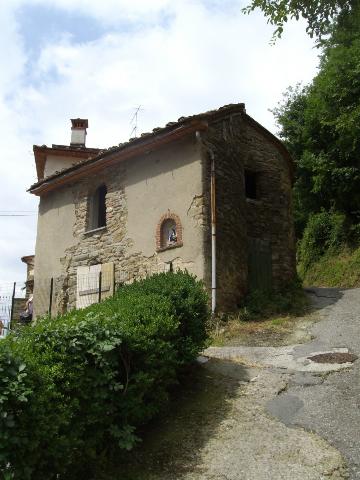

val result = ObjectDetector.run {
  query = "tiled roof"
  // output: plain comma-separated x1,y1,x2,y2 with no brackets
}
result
29,103,291,194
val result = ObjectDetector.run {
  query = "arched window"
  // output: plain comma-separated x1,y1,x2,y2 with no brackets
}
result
88,185,107,230
156,212,183,251
161,219,177,247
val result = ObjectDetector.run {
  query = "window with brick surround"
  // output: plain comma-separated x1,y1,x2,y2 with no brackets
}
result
88,184,107,230
156,212,183,251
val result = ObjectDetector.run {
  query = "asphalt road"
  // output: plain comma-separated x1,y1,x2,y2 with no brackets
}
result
280,288,360,479
122,288,359,479
205,287,360,479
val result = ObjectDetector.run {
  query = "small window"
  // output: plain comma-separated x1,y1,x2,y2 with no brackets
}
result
161,219,177,248
89,185,107,230
156,213,183,251
245,170,257,200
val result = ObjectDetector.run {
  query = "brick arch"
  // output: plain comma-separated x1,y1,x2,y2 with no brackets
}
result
156,212,183,251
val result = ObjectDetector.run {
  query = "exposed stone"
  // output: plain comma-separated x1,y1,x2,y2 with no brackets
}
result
201,114,295,310
34,105,294,316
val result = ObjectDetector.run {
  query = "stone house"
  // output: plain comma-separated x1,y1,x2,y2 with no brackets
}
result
29,104,296,317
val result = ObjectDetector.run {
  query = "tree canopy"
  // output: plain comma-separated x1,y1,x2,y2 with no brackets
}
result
272,2,360,237
243,0,355,40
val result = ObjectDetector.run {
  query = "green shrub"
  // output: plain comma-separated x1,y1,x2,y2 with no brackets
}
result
0,272,208,480
117,271,209,363
302,246,360,288
298,210,347,275
238,279,307,321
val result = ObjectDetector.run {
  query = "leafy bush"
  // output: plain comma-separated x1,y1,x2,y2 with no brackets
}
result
237,278,307,321
118,271,209,364
298,210,347,275
0,272,208,480
302,246,360,288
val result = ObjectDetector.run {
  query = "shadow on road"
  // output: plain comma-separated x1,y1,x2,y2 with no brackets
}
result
305,287,344,311
98,360,248,480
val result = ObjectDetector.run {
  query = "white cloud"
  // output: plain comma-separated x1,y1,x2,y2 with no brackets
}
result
0,0,319,283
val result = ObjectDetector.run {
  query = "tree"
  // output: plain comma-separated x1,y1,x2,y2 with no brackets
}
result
272,2,360,237
243,0,355,40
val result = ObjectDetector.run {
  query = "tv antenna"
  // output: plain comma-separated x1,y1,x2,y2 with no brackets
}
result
129,105,143,138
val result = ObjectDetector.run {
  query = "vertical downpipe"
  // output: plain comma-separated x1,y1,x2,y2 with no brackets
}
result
48,277,54,317
210,151,217,314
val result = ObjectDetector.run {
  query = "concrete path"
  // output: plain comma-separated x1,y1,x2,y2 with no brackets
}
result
203,287,360,479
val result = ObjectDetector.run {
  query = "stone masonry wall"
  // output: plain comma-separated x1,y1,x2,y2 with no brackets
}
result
38,116,294,315
202,113,296,311
242,122,296,289
50,139,206,315
202,114,248,311
57,163,161,312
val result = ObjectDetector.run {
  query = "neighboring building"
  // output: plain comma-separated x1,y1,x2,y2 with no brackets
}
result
29,104,296,317
21,255,35,297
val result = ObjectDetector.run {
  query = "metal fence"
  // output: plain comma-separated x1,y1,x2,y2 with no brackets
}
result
1,264,172,333
76,270,113,310
0,282,27,337
32,263,171,318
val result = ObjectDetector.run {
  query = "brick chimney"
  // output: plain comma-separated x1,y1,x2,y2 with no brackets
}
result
70,118,88,146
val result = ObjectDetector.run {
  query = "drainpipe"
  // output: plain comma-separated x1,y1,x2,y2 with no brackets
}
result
196,131,217,314
210,150,216,314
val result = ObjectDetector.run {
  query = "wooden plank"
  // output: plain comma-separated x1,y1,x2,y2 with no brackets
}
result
76,263,114,308
101,262,115,300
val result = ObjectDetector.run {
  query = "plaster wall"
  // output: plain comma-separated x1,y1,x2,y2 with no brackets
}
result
126,138,205,279
44,154,80,178
33,188,77,316
47,134,206,312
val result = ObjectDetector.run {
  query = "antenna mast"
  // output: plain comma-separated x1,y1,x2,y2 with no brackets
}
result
129,105,143,138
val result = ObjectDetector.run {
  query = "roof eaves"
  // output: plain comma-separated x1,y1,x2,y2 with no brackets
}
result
29,119,209,195
29,103,247,195
32,144,101,181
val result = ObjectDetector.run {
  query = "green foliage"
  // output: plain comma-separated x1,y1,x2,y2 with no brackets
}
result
117,271,209,364
238,279,307,321
0,272,208,480
302,246,360,287
243,0,354,41
246,1,360,287
298,211,347,274
271,1,360,251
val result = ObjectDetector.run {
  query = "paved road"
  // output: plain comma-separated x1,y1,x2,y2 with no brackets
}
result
206,287,360,479
122,288,359,479
286,288,360,479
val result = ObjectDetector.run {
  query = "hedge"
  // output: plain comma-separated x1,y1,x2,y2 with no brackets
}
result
0,271,209,479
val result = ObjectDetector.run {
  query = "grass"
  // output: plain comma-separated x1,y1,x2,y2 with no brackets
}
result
209,282,309,347
301,246,360,288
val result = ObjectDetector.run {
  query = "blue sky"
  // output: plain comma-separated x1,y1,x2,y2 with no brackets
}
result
18,4,109,47
0,0,319,282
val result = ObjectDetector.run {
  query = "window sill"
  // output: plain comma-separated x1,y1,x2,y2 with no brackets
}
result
246,198,262,205
156,241,183,253
83,226,107,237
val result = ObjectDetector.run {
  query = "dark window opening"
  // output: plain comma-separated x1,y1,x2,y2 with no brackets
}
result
89,185,107,230
245,170,257,200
